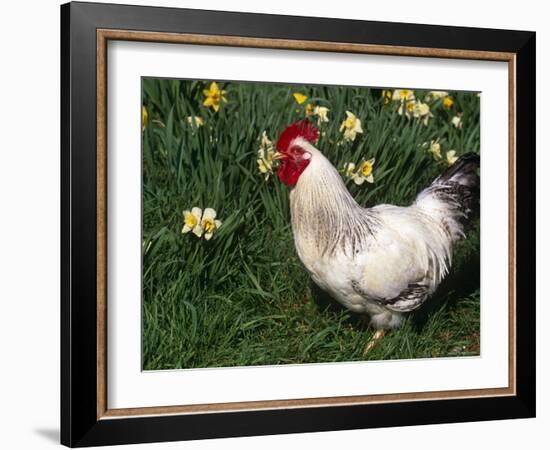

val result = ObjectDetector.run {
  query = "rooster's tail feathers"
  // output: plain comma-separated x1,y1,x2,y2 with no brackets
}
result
415,152,480,241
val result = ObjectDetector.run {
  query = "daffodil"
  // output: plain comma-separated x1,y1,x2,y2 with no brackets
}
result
305,103,314,116
451,114,463,129
201,208,222,240
182,207,204,237
186,116,205,127
398,100,416,118
257,131,275,180
442,96,454,109
354,158,375,184
381,89,393,105
342,159,375,185
412,101,433,125
339,111,363,142
313,106,330,125
342,162,356,178
446,150,458,166
425,91,449,102
392,89,415,103
293,92,308,104
427,139,442,160
202,82,227,112
142,106,148,131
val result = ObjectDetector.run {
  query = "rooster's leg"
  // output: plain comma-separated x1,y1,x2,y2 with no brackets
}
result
363,329,386,355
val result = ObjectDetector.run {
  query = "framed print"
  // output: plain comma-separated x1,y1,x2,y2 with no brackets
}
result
60,1,536,447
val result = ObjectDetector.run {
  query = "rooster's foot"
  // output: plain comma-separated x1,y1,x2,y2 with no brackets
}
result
363,329,386,355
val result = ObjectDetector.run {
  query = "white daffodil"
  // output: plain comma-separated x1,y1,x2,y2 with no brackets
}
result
257,131,275,180
352,158,375,185
313,106,330,124
425,91,449,102
451,115,463,129
339,111,363,142
343,162,356,178
186,116,205,127
201,208,222,240
392,89,415,103
343,159,375,185
412,101,433,126
398,99,416,119
427,139,442,160
182,207,203,237
446,150,458,166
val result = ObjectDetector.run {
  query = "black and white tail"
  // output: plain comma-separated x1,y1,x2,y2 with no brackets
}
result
415,153,480,241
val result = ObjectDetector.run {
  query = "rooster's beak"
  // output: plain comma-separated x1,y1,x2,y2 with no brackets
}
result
272,151,287,161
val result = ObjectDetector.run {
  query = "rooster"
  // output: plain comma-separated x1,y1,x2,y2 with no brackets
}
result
273,120,479,351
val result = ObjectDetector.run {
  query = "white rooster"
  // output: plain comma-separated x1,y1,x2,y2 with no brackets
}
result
273,120,479,350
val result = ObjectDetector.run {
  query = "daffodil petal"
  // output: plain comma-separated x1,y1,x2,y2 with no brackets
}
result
191,207,202,220
204,232,213,240
202,208,216,220
353,176,365,185
214,220,222,228
181,224,191,234
366,174,374,183
192,226,203,238
293,93,307,104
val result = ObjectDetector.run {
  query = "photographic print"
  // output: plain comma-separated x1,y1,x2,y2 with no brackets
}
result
141,78,480,371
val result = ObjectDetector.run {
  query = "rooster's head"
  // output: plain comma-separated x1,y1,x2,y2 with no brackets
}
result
274,120,319,187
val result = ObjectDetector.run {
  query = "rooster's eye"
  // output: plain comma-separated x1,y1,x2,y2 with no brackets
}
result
288,145,305,159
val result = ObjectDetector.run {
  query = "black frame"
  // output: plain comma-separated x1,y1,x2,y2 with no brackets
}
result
61,1,536,447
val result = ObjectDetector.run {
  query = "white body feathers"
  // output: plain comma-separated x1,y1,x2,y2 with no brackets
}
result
288,138,477,329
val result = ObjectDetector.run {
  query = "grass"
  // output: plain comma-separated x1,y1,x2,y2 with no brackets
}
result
141,79,480,370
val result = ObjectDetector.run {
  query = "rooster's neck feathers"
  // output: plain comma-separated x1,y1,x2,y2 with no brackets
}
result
289,140,379,257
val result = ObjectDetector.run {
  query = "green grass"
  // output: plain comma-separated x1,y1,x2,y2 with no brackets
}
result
141,79,480,370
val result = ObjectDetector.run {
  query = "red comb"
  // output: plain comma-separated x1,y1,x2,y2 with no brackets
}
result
276,120,319,152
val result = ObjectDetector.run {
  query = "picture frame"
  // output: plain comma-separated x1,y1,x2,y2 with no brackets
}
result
60,1,535,447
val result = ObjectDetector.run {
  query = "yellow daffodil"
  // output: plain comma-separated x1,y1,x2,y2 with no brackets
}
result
182,207,204,237
425,91,449,102
392,89,415,103
186,116,205,127
442,96,454,109
427,139,442,160
202,81,227,112
142,106,148,131
313,106,330,125
257,131,275,180
293,92,308,104
446,150,458,166
201,208,222,240
451,114,463,129
339,111,363,142
305,103,314,116
381,90,393,105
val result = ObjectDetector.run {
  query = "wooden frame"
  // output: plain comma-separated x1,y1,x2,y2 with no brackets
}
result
61,1,535,447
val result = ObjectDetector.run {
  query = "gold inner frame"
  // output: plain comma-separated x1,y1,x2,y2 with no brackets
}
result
96,29,517,420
